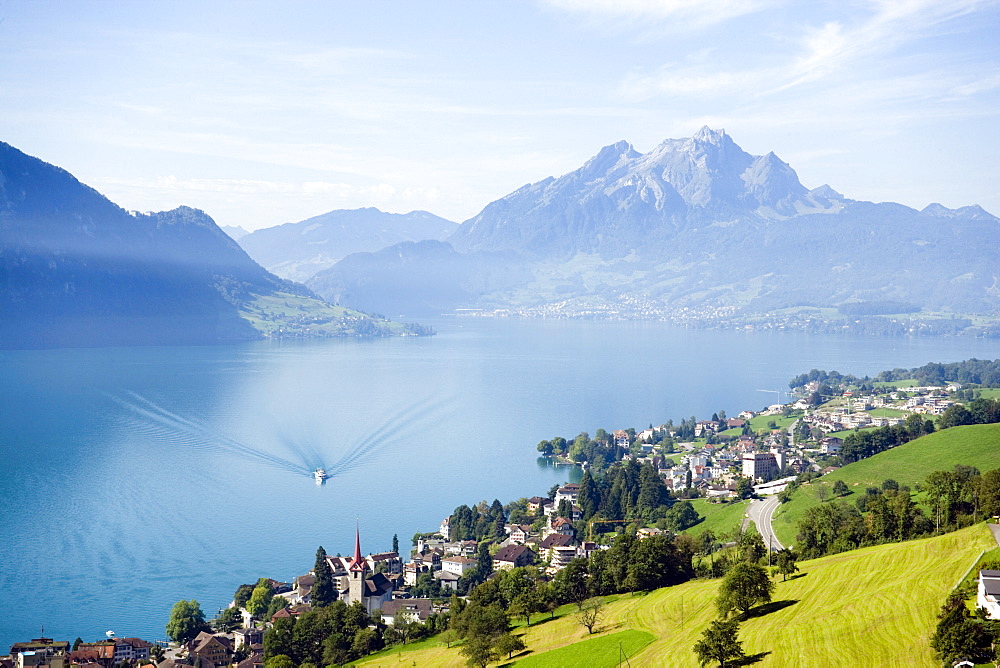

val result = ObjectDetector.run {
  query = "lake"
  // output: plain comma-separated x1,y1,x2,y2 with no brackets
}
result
2,318,998,647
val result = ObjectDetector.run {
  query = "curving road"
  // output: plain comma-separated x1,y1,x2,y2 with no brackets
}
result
746,495,784,551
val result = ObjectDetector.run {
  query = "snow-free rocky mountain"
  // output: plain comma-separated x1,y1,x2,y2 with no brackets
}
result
308,127,1000,320
238,208,457,283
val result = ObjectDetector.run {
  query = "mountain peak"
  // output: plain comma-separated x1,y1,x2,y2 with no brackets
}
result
693,126,727,144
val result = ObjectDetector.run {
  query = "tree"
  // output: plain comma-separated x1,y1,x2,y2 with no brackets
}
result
735,477,754,500
165,599,209,643
392,533,399,554
494,633,526,660
213,605,243,632
576,598,603,634
233,584,255,609
312,546,336,608
263,616,297,660
72,639,83,652
693,618,745,667
716,562,775,618
832,480,849,497
460,635,499,668
438,629,459,648
246,579,275,621
263,656,295,668
773,549,798,581
931,594,995,665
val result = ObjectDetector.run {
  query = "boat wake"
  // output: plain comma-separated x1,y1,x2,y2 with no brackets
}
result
109,391,451,483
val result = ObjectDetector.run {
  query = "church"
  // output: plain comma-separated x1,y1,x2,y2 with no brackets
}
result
337,527,394,614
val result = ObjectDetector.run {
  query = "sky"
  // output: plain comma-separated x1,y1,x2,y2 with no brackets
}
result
1,0,997,231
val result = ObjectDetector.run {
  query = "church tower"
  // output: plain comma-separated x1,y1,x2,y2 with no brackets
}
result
348,524,368,605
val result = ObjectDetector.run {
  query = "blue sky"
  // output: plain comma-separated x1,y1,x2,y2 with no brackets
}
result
1,0,997,230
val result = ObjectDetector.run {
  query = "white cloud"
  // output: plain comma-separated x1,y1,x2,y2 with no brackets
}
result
542,0,772,25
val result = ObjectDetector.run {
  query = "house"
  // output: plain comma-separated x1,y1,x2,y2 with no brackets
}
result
11,640,69,668
727,418,746,429
72,645,114,668
440,555,477,576
235,646,263,668
506,524,532,544
232,629,263,650
546,516,576,538
433,569,462,590
380,599,435,626
819,437,843,454
613,429,630,449
112,640,150,662
554,484,580,507
186,633,232,668
526,496,549,514
978,570,1000,619
439,517,451,540
539,534,576,570
365,551,402,574
493,544,534,570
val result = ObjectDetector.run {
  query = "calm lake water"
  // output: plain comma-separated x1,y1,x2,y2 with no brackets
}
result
2,318,999,646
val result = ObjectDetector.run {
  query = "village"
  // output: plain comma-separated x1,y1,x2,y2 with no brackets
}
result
1,377,981,668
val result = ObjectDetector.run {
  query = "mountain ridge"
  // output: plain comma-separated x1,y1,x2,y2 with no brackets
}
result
0,141,424,348
237,206,457,283
308,128,999,326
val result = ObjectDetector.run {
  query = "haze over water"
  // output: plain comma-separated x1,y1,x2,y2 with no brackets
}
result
2,318,999,646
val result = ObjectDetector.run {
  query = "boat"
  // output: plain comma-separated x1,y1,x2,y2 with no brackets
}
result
314,468,328,483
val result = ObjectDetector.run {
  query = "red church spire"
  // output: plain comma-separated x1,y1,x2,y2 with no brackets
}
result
350,521,365,572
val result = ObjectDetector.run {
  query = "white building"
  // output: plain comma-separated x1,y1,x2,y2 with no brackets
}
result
978,570,1000,619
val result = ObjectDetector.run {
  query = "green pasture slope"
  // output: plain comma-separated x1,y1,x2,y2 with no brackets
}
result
772,422,1000,547
355,525,995,667
681,499,750,538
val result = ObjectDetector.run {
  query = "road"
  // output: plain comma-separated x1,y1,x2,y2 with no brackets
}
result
746,495,784,551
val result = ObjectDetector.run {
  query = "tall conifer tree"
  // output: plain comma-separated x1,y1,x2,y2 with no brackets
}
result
312,545,336,607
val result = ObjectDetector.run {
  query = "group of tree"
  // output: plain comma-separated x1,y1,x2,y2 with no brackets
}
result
796,467,1000,559
576,460,674,525
937,397,1000,429
536,429,630,469
262,600,386,666
930,591,998,665
839,414,936,463
875,358,1000,387
447,499,507,542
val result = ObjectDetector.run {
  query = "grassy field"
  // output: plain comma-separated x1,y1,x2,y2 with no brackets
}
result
874,378,920,388
978,388,1000,400
749,413,799,433
681,499,750,538
513,629,655,667
772,423,1000,546
241,291,413,337
866,407,908,418
354,524,995,667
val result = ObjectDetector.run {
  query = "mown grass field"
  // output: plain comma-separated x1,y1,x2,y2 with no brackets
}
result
874,378,920,388
749,413,799,433
772,422,1000,546
354,525,995,667
681,499,750,538
866,407,908,418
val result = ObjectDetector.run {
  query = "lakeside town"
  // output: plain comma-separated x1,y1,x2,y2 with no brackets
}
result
5,367,999,667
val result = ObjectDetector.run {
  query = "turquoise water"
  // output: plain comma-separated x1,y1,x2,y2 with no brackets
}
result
1,318,998,646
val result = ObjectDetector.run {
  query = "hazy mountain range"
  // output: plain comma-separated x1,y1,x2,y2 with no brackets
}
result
238,208,456,283
0,142,415,348
302,127,1000,322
